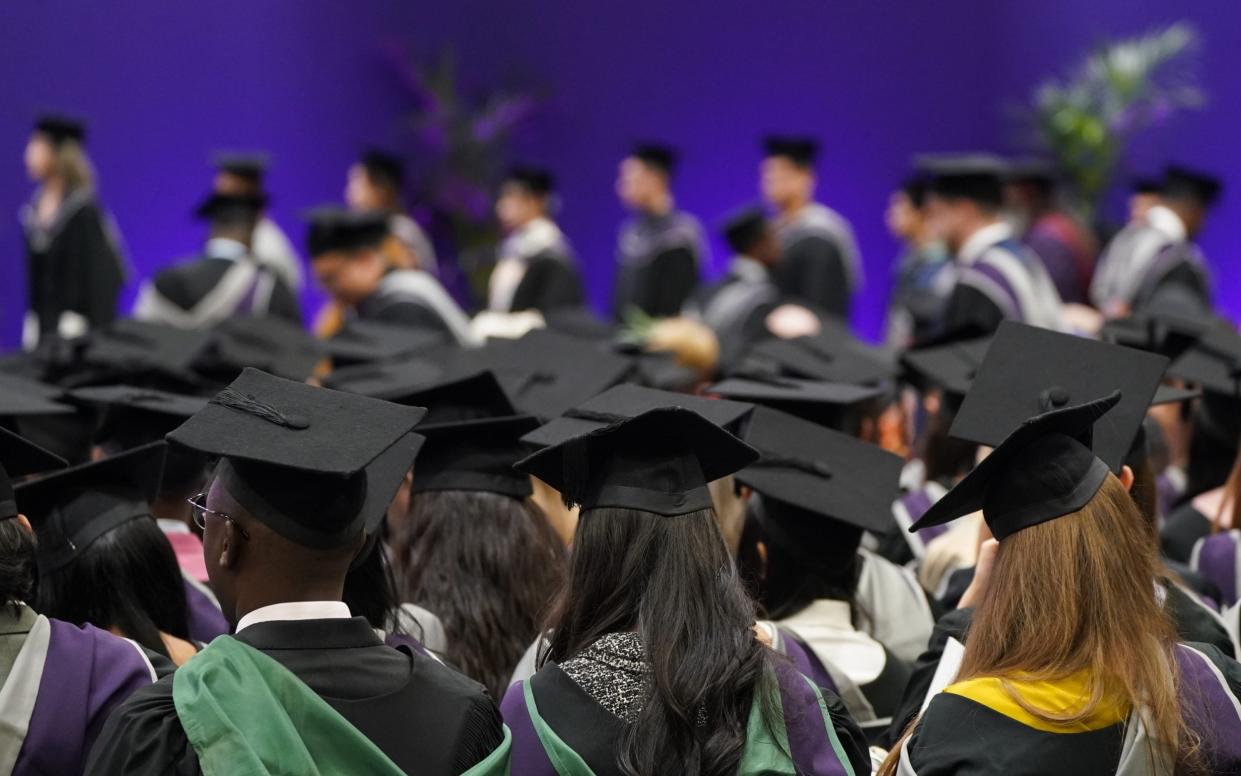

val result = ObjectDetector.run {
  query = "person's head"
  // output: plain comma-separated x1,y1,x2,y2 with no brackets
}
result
195,192,265,249
1129,178,1163,224
1159,165,1222,239
886,177,928,242
26,115,93,189
721,206,778,266
617,145,675,213
342,533,403,632
921,157,1005,254
0,517,36,615
307,209,391,306
496,166,554,231
760,136,817,212
919,389,979,484
212,153,267,198
1002,162,1057,222
346,149,404,212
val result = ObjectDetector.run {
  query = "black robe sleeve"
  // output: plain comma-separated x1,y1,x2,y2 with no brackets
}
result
1163,582,1236,659
1161,504,1212,564
623,247,700,319
881,607,974,748
368,299,456,338
777,235,851,320
934,283,1006,344
85,677,201,776
822,685,873,775
40,203,124,334
510,253,585,313
265,277,303,324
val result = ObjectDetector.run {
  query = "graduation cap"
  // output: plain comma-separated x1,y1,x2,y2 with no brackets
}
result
321,355,446,399
737,331,898,386
901,175,930,208
1162,165,1223,207
736,406,902,533
516,407,758,516
34,113,86,145
708,375,885,430
16,441,166,574
68,385,206,427
1099,308,1214,360
1132,177,1163,195
1004,157,1059,186
911,392,1120,540
304,207,390,257
900,336,992,400
400,371,519,423
1167,328,1241,448
631,144,677,176
628,351,703,393
212,152,269,182
0,428,67,520
168,369,427,547
193,192,267,222
200,316,326,382
917,153,1007,207
359,148,405,188
0,374,73,418
949,322,1167,472
504,166,555,196
721,206,769,255
540,307,615,341
0,374,95,466
763,136,819,167
80,319,214,388
323,319,449,367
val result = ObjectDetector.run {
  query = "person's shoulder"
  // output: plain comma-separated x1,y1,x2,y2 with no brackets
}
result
408,648,493,702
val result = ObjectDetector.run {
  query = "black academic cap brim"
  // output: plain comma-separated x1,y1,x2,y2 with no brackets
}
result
413,415,539,498
68,385,208,419
359,431,425,534
738,334,898,386
0,427,67,480
0,374,73,417
709,376,883,429
900,337,992,399
321,355,446,400
323,319,449,367
200,316,326,382
1167,327,1241,399
404,370,519,427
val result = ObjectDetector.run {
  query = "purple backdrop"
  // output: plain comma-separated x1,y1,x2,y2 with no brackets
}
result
1,1,1236,349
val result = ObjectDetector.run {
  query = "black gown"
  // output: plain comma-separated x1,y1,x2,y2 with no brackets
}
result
353,269,476,345
139,251,301,326
773,203,860,321
508,250,585,313
84,617,503,775
612,211,704,319
683,257,780,372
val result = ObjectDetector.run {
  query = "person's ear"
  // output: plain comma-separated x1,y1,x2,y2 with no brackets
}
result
756,540,768,581
1120,465,1135,492
14,515,32,534
738,485,753,503
218,520,241,570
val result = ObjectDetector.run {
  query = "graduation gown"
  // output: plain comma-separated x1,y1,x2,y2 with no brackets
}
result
1022,211,1096,306
0,605,157,775
21,187,126,350
85,616,504,775
1091,206,1213,316
885,244,954,347
1161,501,1213,564
613,210,705,318
773,203,861,321
683,256,780,371
251,216,304,292
353,269,477,346
133,239,301,327
182,574,230,643
488,218,584,314
1190,529,1241,608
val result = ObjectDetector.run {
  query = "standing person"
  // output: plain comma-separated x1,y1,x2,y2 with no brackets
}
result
761,135,861,321
20,114,126,351
87,369,507,775
1003,160,1098,306
885,176,953,347
345,147,439,275
132,192,301,327
488,166,584,314
920,155,1064,340
612,144,706,319
212,152,304,292
1092,165,1221,319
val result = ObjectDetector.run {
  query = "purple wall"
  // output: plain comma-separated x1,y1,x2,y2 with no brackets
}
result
1,2,1235,348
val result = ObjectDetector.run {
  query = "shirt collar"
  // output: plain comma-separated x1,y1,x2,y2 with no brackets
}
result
730,255,769,282
958,221,1013,264
205,237,250,261
1145,205,1187,242
236,601,352,633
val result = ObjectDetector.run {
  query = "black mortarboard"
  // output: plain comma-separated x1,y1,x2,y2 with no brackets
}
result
763,136,819,167
949,322,1167,472
304,207,390,257
360,148,405,188
1167,327,1241,399
516,407,758,516
1099,308,1215,360
0,428,66,520
721,206,769,255
736,330,898,386
1004,157,1059,186
400,370,519,423
212,152,269,182
901,175,929,208
628,351,702,393
168,369,427,547
0,374,72,418
736,406,902,532
321,355,446,399
1161,165,1223,207
199,316,326,382
901,337,992,400
34,114,86,146
709,375,885,430
0,374,95,465
918,153,1007,207
631,144,677,176
1132,177,1163,195
80,320,213,388
911,392,1120,540
541,307,616,341
16,442,166,573
521,383,755,450
504,166,555,196
324,319,449,368
193,192,267,222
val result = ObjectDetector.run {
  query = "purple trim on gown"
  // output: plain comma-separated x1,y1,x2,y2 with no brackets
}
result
1174,645,1241,769
1194,532,1239,608
967,261,1025,321
383,631,433,658
779,627,840,695
183,577,230,643
499,682,553,773
14,619,152,775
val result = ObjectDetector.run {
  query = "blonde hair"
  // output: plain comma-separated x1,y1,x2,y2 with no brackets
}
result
55,141,96,192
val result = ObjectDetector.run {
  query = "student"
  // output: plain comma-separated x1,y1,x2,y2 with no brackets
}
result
307,207,475,344
880,393,1241,775
761,136,861,320
0,427,160,774
488,166,584,314
87,368,507,775
133,191,301,327
21,114,126,351
1003,159,1097,306
613,144,706,319
506,406,870,775
346,147,439,275
885,176,953,347
212,152,304,292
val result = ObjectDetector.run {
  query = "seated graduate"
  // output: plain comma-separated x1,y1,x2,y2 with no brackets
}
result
342,533,450,656
880,392,1241,776
1091,165,1221,320
387,372,566,700
1002,159,1098,306
735,406,930,739
487,166,584,314
212,151,304,292
0,427,160,775
760,136,862,321
346,147,439,275
86,368,507,775
612,144,706,319
505,405,870,776
19,442,200,666
884,175,953,347
133,191,301,327
306,207,475,345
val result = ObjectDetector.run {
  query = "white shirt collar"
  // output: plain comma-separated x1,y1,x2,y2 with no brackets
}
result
729,255,769,282
235,601,351,633
156,518,190,535
205,237,250,261
1145,205,1188,243
958,221,1013,264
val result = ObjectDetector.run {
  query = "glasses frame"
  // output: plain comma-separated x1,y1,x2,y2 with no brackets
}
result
186,493,250,540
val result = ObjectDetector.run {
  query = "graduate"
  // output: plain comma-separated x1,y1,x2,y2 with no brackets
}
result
879,392,1241,776
761,136,861,321
1003,159,1098,306
86,369,507,775
307,207,475,344
505,406,870,775
612,144,706,319
346,147,440,275
1092,165,1221,319
884,176,953,347
212,152,304,292
0,427,161,775
919,155,1064,340
21,114,127,351
133,191,301,327
487,166,585,314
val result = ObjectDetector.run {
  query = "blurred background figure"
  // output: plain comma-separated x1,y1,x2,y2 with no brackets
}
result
1003,159,1098,306
885,176,952,347
345,147,439,276
211,152,304,293
488,165,583,314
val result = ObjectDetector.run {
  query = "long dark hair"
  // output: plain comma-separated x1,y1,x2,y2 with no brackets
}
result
545,506,773,776
394,490,565,698
342,536,403,633
0,521,37,616
920,393,978,484
35,516,190,658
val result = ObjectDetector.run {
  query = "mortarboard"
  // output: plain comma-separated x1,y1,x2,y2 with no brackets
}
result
34,114,86,146
0,428,67,520
917,153,1007,207
199,316,326,383
721,206,769,255
708,375,885,430
504,166,555,196
1132,177,1163,195
212,152,269,182
304,207,390,257
80,319,213,389
0,374,94,466
949,322,1167,472
193,192,267,222
0,374,72,418
1162,165,1223,207
631,144,677,175
322,355,446,400
910,392,1120,540
628,351,703,394
360,148,405,188
1099,308,1215,360
901,175,930,208
736,330,898,386
1004,157,1059,185
324,319,450,368
763,136,818,167
900,336,992,400
1167,327,1241,447
515,407,758,516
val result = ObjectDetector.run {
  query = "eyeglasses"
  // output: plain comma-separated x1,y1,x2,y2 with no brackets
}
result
186,493,250,540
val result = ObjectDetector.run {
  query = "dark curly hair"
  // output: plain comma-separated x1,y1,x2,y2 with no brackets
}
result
0,520,37,616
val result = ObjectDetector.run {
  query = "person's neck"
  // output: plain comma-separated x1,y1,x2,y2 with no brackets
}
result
233,581,346,623
39,176,66,199
778,193,811,219
958,215,1002,248
641,192,674,218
